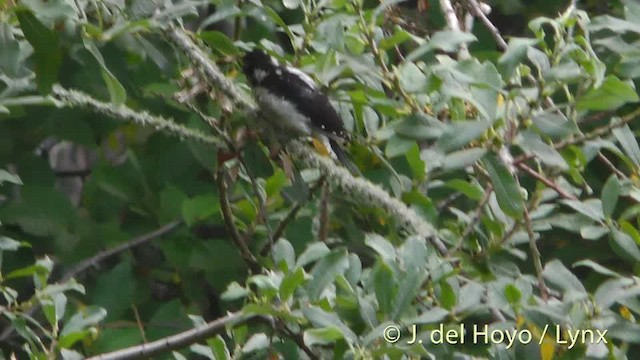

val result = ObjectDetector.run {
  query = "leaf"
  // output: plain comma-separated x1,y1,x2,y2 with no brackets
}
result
612,123,640,167
438,280,456,310
406,31,477,61
16,10,61,94
391,268,428,319
442,148,486,170
498,37,539,79
576,75,639,111
199,31,240,56
483,151,525,219
307,250,350,300
221,282,249,301
364,233,396,263
302,306,358,344
518,131,568,170
542,260,587,302
304,327,344,345
601,175,620,218
412,307,449,324
610,229,640,262
436,121,492,152
406,144,426,179
182,194,219,226
83,40,127,104
279,267,305,301
398,61,427,93
296,242,330,268
561,199,604,222
0,236,25,251
373,262,396,315
385,135,415,158
532,111,576,139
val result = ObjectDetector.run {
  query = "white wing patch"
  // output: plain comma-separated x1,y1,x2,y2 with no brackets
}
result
284,66,317,89
254,87,312,136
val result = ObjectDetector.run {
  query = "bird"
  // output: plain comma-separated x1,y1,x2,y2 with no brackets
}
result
241,49,357,172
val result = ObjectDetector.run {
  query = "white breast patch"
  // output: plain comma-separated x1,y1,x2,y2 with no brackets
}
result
254,87,312,136
253,69,268,83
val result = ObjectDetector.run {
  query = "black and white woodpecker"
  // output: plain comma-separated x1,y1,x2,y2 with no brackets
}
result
242,49,356,172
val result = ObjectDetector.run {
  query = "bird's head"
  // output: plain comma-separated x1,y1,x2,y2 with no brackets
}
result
242,49,278,85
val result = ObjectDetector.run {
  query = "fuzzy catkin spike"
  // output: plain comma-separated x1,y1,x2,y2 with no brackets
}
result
52,85,221,146
287,141,448,256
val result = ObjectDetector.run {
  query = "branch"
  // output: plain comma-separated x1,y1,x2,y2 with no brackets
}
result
216,167,262,273
287,141,448,256
439,0,470,59
0,221,182,343
466,0,508,50
87,312,253,360
516,163,577,200
163,26,256,112
61,221,182,282
51,86,220,146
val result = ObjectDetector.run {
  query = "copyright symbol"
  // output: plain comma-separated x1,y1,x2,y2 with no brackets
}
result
383,325,401,343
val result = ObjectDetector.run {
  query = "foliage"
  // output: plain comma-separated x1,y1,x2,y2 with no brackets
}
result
1,0,640,359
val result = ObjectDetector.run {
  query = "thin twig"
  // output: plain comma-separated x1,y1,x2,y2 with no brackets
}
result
131,305,147,343
317,182,330,243
216,167,262,273
454,185,493,252
466,0,508,50
439,0,470,59
87,312,254,360
260,176,327,257
523,207,549,301
61,221,182,283
516,163,577,200
597,152,626,179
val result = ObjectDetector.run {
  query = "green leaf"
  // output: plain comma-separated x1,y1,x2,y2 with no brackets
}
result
391,268,428,320
385,135,415,158
436,121,492,152
498,37,538,79
60,306,107,344
182,194,219,226
438,281,456,310
16,10,61,94
406,144,426,179
199,31,240,56
365,233,396,263
532,111,576,139
307,250,350,300
406,31,477,61
442,148,486,170
576,75,639,111
302,306,358,344
610,228,640,262
601,175,620,218
83,40,127,105
398,62,427,93
542,260,587,302
280,267,305,301
209,335,230,360
304,327,344,345
0,236,26,251
221,282,249,301
562,199,604,222
483,151,524,219
612,123,640,167
296,242,330,268
373,262,396,315
445,179,484,201
412,307,449,324
504,284,522,304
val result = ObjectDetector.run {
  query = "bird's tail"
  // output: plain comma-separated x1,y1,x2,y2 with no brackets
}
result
329,139,360,175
